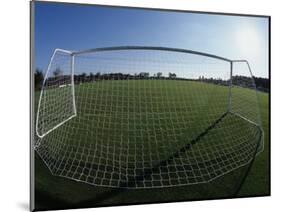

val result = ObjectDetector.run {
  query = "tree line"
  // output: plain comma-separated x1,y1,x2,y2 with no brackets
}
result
34,69,177,90
34,68,269,92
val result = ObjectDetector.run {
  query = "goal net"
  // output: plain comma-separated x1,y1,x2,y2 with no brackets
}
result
35,47,263,188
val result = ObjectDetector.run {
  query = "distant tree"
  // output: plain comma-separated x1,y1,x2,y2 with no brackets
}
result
53,67,63,77
145,72,149,78
81,73,87,82
157,72,162,78
169,72,177,79
89,72,94,81
139,72,150,79
253,76,269,92
35,68,44,90
95,72,101,80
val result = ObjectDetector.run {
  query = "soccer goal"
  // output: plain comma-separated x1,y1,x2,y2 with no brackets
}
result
35,46,263,188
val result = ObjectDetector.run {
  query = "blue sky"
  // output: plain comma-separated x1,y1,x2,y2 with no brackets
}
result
34,2,269,78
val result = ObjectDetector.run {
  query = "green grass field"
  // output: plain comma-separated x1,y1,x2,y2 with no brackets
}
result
34,80,269,210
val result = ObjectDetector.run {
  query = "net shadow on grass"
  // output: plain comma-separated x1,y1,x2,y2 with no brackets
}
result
55,112,261,205
35,112,263,211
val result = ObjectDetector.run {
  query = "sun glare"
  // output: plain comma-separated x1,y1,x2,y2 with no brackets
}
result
235,23,261,58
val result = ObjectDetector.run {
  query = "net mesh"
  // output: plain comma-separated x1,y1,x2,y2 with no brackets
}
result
35,48,263,188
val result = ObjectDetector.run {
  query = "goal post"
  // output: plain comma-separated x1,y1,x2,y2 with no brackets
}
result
229,59,264,152
36,49,76,138
35,46,264,189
